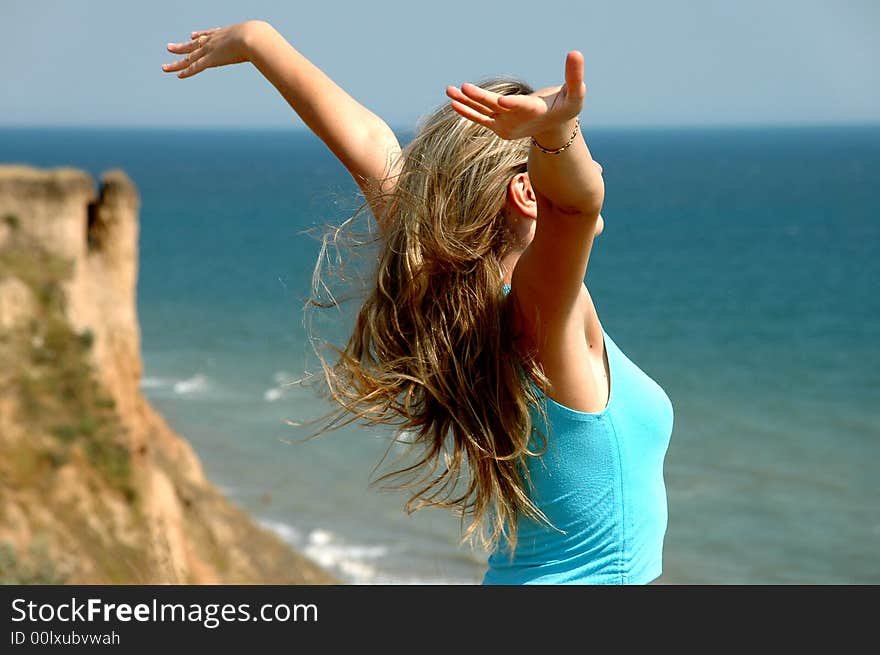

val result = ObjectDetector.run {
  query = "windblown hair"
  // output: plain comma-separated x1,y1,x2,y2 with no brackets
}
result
306,78,552,554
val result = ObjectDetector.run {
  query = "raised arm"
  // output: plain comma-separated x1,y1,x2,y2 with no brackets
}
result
162,20,401,224
446,51,609,413
446,50,603,314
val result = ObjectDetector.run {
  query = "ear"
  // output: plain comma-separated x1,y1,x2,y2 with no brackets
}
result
506,172,538,219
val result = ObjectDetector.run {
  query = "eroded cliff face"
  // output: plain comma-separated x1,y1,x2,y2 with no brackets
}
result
0,165,335,584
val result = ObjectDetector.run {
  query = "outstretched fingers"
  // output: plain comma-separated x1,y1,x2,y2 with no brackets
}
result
446,86,498,118
496,93,538,112
166,39,201,55
449,100,495,128
459,83,508,113
163,36,211,77
176,52,212,78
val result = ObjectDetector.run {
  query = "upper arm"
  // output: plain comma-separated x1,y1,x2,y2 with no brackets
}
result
512,192,600,328
510,195,607,411
245,26,402,228
341,125,402,234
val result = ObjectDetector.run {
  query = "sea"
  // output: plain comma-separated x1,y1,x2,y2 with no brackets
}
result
2,124,877,584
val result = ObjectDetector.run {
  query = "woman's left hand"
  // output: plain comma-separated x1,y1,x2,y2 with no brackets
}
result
162,21,264,79
445,50,586,141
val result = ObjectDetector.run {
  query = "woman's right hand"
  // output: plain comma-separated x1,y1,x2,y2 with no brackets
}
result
161,20,269,79
446,50,586,144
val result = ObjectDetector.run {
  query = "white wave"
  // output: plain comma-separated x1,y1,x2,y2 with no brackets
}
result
259,518,302,544
140,376,173,389
173,373,208,395
263,388,283,402
308,528,332,546
262,371,302,402
259,519,476,585
302,528,389,583
259,520,394,584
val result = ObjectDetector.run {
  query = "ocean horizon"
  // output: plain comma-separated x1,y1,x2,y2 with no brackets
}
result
2,124,878,584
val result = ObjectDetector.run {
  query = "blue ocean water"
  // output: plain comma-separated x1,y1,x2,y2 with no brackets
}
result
2,124,878,584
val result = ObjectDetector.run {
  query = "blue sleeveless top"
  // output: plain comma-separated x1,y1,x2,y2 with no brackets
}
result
483,284,674,584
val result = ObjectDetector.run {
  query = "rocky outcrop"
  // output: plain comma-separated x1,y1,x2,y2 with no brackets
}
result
0,165,335,584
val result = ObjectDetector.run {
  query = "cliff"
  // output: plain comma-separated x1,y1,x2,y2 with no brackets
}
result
0,164,335,584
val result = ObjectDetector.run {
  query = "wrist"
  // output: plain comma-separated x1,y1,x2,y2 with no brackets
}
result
241,20,276,61
532,117,580,154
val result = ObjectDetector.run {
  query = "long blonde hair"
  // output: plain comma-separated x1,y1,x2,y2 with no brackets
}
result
306,78,551,553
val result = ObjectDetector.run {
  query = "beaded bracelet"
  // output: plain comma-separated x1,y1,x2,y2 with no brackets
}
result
531,117,580,155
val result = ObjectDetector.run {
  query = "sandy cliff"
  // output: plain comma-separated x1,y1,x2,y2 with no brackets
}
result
0,165,335,584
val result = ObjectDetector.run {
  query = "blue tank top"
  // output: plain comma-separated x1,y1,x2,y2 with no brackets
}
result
483,284,674,584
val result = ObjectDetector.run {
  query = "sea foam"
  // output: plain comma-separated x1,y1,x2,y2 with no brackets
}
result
258,518,469,585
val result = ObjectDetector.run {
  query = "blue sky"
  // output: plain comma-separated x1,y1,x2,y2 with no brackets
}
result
1,0,877,129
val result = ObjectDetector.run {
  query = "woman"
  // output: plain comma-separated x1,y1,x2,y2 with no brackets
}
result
162,20,674,584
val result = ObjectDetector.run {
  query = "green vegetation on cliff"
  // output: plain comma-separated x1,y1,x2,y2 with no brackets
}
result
0,215,135,502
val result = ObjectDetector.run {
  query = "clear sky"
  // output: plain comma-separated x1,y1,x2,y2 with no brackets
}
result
2,0,877,129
